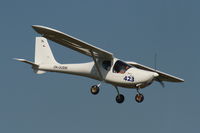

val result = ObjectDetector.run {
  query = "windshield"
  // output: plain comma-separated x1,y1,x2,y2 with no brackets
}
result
113,60,132,74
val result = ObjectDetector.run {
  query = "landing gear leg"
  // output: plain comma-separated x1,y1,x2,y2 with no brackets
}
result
114,86,125,104
90,83,101,95
135,88,144,103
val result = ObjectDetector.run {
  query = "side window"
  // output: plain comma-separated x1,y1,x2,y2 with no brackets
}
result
102,60,111,71
113,60,131,74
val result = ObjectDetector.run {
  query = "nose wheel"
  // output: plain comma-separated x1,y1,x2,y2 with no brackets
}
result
135,88,144,103
90,84,100,95
135,93,144,103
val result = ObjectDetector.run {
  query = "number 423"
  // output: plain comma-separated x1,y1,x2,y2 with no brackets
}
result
124,76,134,82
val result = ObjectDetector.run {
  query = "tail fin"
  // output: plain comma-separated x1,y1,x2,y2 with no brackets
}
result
14,37,58,74
35,37,58,65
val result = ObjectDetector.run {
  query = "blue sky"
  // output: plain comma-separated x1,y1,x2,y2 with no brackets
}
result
0,0,199,132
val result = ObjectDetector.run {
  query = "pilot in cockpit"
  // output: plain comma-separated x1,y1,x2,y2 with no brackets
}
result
113,60,131,74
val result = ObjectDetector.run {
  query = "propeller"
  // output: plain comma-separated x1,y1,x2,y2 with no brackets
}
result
154,53,165,88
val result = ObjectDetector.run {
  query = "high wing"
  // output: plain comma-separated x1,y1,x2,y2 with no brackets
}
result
32,25,113,60
127,61,184,82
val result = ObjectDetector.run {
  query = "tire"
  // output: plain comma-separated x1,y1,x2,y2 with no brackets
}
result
135,93,144,103
90,85,99,95
116,94,125,104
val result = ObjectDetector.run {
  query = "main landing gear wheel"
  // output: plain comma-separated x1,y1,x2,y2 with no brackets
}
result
135,93,144,103
116,94,125,104
114,86,125,104
90,85,100,95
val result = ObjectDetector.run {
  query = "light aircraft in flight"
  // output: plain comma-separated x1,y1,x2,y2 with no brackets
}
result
15,25,184,103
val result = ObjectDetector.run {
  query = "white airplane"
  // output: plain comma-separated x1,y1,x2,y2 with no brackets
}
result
15,25,184,103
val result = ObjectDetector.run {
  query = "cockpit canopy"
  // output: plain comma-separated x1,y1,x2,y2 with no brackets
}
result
113,60,132,74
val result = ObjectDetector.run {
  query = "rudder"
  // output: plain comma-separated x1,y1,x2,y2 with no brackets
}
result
35,37,58,65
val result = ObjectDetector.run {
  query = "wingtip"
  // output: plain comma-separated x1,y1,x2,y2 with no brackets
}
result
32,25,49,31
177,78,184,82
32,25,47,34
32,25,43,30
32,25,41,28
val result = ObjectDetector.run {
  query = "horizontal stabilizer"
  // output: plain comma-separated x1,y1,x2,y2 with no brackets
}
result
14,58,46,74
14,58,38,67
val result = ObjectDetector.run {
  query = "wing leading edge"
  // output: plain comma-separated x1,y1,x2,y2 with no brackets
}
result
127,61,184,82
32,25,113,60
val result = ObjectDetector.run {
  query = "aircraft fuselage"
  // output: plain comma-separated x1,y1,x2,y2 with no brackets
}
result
37,58,158,89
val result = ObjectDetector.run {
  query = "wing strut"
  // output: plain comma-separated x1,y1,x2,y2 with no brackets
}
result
90,50,103,81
